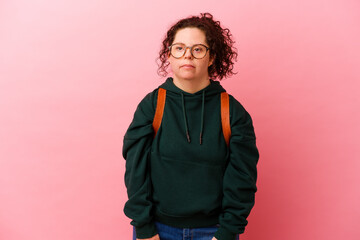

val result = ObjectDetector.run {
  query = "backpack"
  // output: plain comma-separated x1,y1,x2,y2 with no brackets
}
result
152,88,231,146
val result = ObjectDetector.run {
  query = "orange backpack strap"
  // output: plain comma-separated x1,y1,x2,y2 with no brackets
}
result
153,88,166,137
221,92,231,146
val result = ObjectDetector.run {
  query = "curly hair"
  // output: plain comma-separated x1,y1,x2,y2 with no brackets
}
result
157,13,237,80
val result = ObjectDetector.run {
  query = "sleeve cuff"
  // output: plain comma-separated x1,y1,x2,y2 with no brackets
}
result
134,221,158,239
214,226,237,240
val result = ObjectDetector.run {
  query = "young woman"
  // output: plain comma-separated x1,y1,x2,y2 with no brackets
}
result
123,13,259,240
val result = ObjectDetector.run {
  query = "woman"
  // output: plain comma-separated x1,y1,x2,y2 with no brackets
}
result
123,13,259,240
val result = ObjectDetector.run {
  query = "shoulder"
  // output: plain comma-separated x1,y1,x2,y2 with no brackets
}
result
137,87,164,112
133,88,162,121
227,94,252,120
227,93,256,139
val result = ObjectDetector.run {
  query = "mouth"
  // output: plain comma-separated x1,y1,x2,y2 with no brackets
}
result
181,64,195,68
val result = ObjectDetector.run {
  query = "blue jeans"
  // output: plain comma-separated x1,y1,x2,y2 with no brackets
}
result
132,221,240,240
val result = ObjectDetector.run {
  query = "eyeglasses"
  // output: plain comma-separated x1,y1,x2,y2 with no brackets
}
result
169,43,210,59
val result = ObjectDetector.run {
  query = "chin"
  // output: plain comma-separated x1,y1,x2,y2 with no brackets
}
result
176,74,198,81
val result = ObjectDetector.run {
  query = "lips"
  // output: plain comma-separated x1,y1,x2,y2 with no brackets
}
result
181,64,195,68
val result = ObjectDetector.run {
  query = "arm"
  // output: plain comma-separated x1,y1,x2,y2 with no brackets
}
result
214,96,259,240
123,92,158,239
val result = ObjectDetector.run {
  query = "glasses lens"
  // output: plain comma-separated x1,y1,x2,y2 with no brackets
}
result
192,44,207,59
170,43,186,58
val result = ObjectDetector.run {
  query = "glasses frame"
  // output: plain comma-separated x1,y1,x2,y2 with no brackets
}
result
168,43,210,59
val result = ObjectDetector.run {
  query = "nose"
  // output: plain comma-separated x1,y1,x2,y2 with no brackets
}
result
184,47,193,59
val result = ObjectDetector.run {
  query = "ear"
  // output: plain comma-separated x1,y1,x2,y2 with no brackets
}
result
167,51,172,61
208,55,215,66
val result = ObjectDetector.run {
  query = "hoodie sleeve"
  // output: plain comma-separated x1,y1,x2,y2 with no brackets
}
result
122,91,158,239
214,96,259,240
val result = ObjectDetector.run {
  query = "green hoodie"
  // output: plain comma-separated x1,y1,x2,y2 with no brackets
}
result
123,77,259,240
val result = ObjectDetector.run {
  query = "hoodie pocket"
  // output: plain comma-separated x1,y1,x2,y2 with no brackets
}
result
150,152,225,218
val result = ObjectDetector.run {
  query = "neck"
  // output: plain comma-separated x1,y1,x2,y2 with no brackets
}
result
172,76,210,94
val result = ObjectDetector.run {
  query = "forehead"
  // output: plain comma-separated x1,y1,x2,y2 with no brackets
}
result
173,27,207,45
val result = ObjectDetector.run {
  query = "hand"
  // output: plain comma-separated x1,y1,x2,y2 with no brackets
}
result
137,234,160,240
211,237,218,240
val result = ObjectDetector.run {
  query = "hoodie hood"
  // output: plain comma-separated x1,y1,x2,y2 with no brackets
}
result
157,77,226,144
159,77,226,96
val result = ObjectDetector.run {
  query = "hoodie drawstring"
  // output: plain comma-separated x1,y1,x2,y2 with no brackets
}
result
181,91,206,145
199,90,205,145
181,93,191,143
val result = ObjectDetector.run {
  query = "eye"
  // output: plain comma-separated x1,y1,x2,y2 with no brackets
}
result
172,44,185,51
193,45,205,53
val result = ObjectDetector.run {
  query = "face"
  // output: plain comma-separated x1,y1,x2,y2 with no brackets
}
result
168,27,214,82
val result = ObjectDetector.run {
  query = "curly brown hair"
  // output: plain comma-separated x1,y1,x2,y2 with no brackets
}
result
157,13,237,80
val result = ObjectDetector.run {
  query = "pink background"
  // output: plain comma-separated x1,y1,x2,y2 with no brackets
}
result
1,0,359,239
